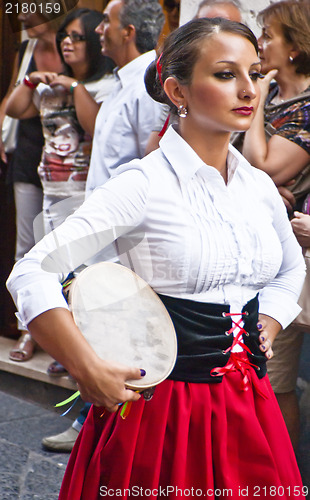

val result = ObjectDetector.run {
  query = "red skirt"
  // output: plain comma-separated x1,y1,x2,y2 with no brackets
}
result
59,358,303,500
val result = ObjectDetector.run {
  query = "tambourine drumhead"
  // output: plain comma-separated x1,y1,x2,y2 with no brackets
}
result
68,262,177,390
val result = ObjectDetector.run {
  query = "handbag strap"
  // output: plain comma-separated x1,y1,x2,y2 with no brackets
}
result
16,38,37,85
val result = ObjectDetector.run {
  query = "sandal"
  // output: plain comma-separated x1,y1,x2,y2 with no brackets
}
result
9,332,36,362
47,360,68,377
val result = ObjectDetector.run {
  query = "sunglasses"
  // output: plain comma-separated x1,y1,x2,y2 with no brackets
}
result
57,31,86,43
164,0,180,12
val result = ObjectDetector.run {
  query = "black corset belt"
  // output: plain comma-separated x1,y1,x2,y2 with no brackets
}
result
157,293,267,384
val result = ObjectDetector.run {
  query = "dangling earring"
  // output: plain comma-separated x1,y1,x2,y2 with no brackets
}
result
177,104,188,118
289,56,294,63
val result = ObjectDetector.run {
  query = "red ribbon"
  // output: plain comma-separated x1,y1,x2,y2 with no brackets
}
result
221,313,251,354
156,53,164,88
158,114,170,137
156,53,170,138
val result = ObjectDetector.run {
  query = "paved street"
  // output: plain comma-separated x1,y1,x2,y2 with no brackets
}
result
0,390,72,500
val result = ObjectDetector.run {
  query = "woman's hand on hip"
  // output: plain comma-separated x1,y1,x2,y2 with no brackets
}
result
257,313,282,359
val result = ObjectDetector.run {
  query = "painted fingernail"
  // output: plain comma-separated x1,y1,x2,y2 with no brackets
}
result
140,369,146,377
260,336,265,342
261,345,266,351
257,323,263,330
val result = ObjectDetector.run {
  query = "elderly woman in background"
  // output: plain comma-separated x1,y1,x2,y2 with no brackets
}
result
242,0,310,212
240,0,310,451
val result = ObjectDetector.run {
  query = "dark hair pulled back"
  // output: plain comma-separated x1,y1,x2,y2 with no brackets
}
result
145,17,258,114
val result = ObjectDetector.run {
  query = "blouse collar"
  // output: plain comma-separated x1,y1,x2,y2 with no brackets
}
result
159,124,249,185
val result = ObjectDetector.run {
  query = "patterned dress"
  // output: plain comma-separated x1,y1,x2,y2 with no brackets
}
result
264,82,310,210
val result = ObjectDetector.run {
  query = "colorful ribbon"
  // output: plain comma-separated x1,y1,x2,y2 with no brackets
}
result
55,392,136,419
55,390,81,416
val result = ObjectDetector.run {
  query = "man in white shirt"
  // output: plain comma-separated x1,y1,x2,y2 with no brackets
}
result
42,0,166,452
86,0,166,192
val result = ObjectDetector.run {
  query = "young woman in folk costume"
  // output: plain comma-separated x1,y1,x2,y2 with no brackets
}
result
7,18,305,499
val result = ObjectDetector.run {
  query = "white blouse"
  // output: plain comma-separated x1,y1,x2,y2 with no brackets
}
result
7,125,305,330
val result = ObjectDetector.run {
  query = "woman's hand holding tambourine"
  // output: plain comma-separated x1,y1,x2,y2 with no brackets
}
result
67,263,177,394
27,263,177,413
76,358,145,413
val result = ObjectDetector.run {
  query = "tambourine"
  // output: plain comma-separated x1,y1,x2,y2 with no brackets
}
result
64,262,177,391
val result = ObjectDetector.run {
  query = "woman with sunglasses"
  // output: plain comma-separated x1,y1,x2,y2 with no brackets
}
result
5,8,115,363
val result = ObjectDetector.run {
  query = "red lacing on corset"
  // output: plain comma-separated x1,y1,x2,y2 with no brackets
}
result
210,313,268,398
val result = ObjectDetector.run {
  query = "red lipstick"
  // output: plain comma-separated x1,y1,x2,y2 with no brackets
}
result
233,107,254,115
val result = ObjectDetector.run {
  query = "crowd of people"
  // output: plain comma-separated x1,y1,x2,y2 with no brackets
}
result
1,0,310,498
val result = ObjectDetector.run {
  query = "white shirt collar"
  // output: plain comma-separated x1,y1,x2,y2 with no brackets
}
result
159,124,251,184
114,50,157,88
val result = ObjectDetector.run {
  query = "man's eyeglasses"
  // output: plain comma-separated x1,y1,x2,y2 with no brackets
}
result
57,31,86,43
164,0,180,12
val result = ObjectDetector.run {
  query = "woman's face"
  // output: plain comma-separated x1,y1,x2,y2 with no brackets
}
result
180,32,261,134
258,17,293,74
60,18,88,71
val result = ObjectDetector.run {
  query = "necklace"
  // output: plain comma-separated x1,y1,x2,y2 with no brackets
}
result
271,93,286,105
